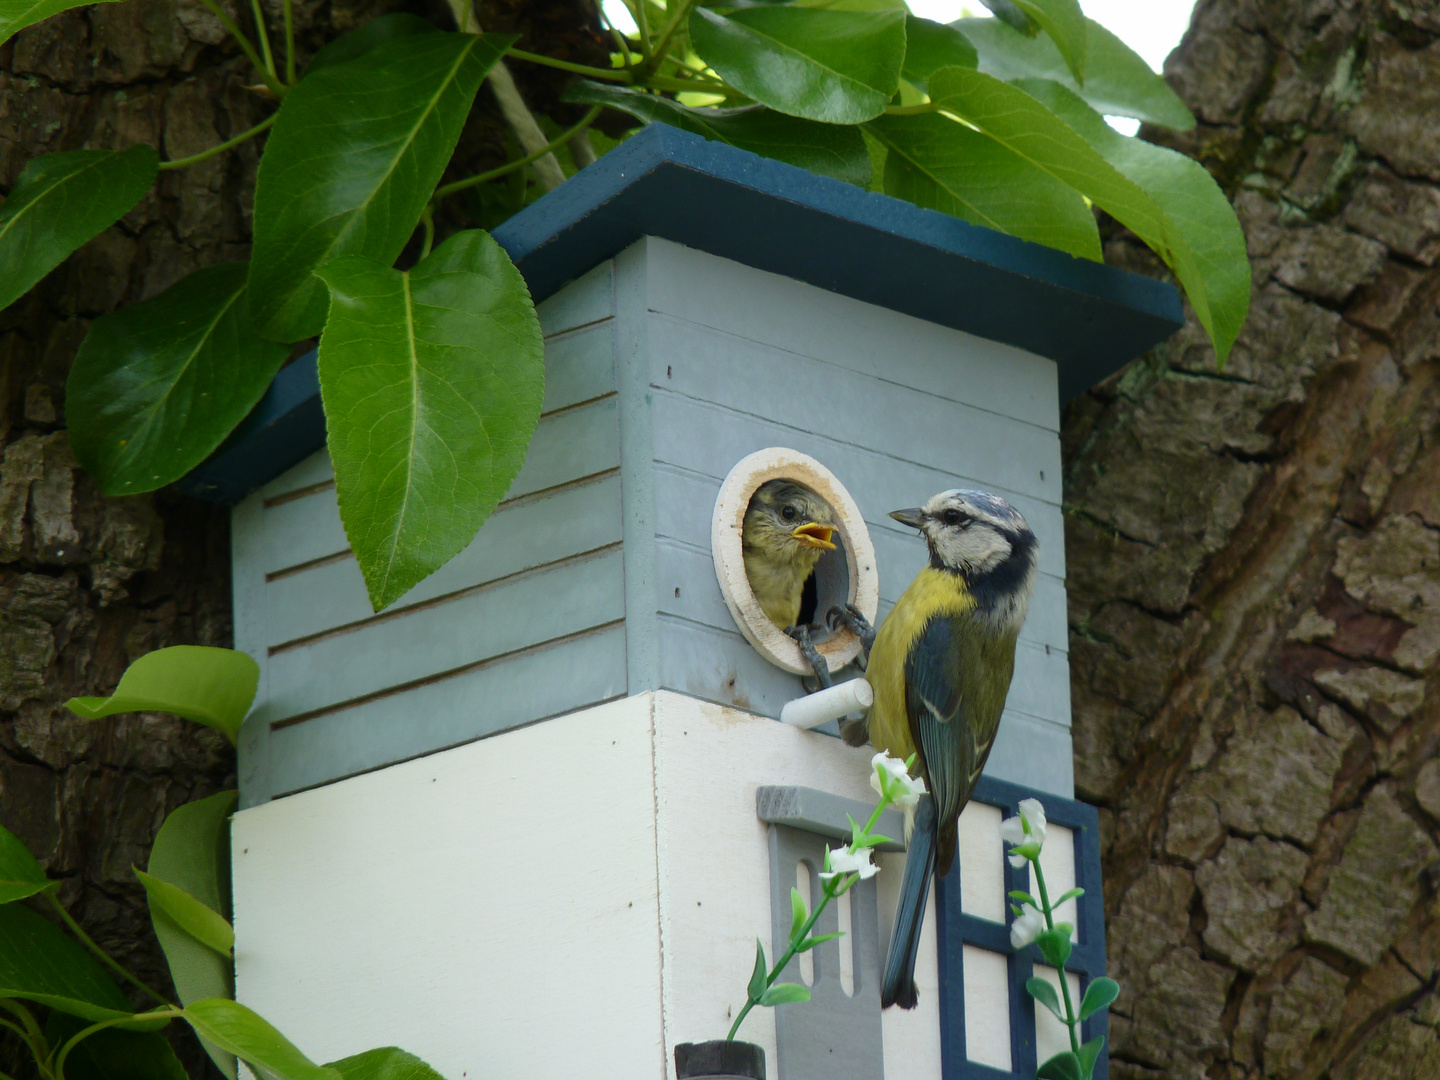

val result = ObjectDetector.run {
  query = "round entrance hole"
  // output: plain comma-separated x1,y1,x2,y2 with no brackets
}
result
711,448,879,676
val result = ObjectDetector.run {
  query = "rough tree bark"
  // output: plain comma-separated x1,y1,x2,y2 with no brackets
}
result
1066,1,1440,1077
0,1,599,1073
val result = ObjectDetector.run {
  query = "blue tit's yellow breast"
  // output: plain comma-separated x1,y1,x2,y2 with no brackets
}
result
865,568,975,763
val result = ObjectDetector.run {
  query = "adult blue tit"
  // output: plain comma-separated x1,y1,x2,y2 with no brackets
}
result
740,479,837,632
866,489,1038,1010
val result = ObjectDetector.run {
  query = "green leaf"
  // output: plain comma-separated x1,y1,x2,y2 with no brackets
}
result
1016,78,1249,363
902,15,978,91
134,869,233,958
1006,0,1087,83
1037,1050,1085,1080
315,229,544,611
305,13,439,76
66,263,289,496
567,82,869,186
328,1047,447,1080
1034,926,1074,968
0,822,54,904
796,931,844,952
867,113,1101,261
1025,974,1066,1021
790,886,807,942
748,939,768,1002
689,6,906,124
1077,1035,1105,1079
759,983,811,1006
852,831,896,850
0,0,119,47
182,999,339,1080
926,68,1221,343
248,32,509,343
45,1012,188,1080
0,146,156,312
0,903,143,1026
66,646,259,744
1008,889,1039,905
979,0,1039,35
1051,886,1085,906
147,790,238,1079
1078,976,1120,1021
960,16,1193,129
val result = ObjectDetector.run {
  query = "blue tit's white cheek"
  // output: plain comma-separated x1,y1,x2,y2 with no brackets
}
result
937,526,1011,574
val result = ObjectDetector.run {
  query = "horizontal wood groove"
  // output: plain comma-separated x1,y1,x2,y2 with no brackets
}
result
543,314,613,341
263,478,334,509
266,548,353,583
269,619,628,731
539,389,616,421
647,308,1058,436
260,468,621,584
267,541,624,657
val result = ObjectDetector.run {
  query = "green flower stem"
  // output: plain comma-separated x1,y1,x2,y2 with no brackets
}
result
248,0,277,80
0,1008,47,1077
727,795,893,1041
195,0,288,98
283,0,296,84
1032,858,1081,1057
646,74,745,98
505,48,635,82
628,0,651,59
598,4,635,65
158,113,277,171
432,106,602,201
647,0,700,73
51,1008,179,1080
44,892,173,1008
883,102,942,116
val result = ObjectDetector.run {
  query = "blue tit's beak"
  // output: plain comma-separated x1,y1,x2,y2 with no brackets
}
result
791,522,837,550
889,508,926,530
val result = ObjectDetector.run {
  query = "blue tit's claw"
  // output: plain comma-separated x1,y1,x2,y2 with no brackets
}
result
826,603,877,654
786,622,833,690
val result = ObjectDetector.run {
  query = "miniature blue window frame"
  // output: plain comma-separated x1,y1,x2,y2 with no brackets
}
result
936,775,1108,1080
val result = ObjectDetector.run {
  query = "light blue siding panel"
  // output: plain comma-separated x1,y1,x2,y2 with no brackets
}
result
647,314,1062,504
266,624,627,797
539,322,616,413
256,448,333,504
538,261,613,337
263,546,626,721
646,399,1066,579
652,535,1068,656
984,712,1074,799
641,238,1060,431
254,396,620,577
264,473,624,646
506,395,621,505
654,614,804,717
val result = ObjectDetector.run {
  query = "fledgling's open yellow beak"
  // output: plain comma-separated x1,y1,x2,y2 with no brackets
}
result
791,522,837,550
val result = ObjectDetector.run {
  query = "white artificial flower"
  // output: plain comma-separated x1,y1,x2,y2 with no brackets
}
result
1010,903,1046,949
871,751,927,809
821,845,878,883
1000,797,1048,856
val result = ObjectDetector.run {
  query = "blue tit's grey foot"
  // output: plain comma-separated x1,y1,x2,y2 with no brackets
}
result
786,623,833,689
826,603,877,653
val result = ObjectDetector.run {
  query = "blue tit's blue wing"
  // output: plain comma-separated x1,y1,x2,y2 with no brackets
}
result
905,614,976,827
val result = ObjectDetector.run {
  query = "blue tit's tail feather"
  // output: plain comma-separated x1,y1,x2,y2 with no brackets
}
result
882,794,937,1010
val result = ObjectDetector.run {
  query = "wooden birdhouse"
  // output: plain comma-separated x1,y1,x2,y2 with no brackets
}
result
187,125,1181,1080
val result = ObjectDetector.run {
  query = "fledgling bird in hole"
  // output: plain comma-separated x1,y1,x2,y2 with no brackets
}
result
741,480,838,668
832,489,1037,1010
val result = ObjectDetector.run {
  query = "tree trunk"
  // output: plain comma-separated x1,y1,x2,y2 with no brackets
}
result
1065,1,1440,1077
0,1,598,1073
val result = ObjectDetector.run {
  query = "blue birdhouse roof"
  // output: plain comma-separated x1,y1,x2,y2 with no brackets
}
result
179,123,1183,506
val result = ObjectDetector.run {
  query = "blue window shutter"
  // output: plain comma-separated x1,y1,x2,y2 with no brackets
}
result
936,776,1109,1080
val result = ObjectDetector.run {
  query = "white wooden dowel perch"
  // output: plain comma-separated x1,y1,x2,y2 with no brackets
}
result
780,678,873,729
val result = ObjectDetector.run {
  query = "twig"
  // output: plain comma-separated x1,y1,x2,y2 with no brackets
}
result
158,114,277,170
434,106,601,201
